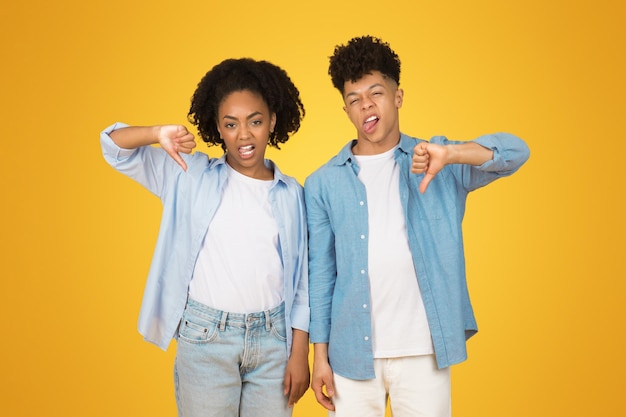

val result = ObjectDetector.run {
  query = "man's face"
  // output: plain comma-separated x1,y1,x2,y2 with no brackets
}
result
342,70,403,155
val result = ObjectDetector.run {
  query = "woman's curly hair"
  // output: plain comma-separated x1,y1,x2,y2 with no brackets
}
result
188,58,305,150
328,36,401,94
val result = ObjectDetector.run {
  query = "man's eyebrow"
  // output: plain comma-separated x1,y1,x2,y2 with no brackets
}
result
345,83,385,97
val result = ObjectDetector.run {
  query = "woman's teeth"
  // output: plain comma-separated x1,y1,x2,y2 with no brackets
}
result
239,145,254,156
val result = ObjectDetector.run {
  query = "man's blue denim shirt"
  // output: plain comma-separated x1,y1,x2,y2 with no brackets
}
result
304,132,530,380
101,123,310,355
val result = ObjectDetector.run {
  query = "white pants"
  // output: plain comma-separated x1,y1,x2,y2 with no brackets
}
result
330,355,451,417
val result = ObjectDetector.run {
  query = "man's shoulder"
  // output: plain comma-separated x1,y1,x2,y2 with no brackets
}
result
305,152,346,186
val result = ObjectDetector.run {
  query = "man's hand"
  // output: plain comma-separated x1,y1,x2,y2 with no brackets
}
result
156,125,196,171
311,354,336,411
412,141,447,193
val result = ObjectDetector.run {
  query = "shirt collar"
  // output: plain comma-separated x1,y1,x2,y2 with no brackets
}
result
267,159,289,186
334,139,359,166
333,133,415,166
210,154,287,186
397,133,416,156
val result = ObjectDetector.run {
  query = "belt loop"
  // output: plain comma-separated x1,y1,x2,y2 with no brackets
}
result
219,311,228,331
264,310,271,331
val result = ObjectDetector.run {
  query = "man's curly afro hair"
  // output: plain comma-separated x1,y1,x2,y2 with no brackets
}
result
328,36,401,94
188,58,305,150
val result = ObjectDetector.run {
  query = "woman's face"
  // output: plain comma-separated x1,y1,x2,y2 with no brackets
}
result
217,90,276,179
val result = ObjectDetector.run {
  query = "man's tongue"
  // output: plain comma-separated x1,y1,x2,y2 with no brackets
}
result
363,116,378,134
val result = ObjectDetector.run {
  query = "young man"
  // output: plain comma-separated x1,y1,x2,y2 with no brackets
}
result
304,36,530,416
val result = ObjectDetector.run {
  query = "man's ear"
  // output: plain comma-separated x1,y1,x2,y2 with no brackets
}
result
396,88,404,109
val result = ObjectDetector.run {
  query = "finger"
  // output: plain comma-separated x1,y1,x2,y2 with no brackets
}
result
283,373,290,396
287,387,299,408
177,140,196,154
420,172,434,193
175,133,195,143
167,149,188,171
412,152,429,172
178,132,195,142
180,134,196,144
175,126,191,138
312,383,329,404
412,161,428,174
326,378,335,397
412,159,427,170
293,380,309,402
413,142,427,156
314,392,335,411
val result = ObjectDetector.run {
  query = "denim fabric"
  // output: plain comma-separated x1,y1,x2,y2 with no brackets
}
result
305,132,530,379
100,123,309,354
174,299,291,417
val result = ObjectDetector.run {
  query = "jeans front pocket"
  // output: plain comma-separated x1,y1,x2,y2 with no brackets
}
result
177,311,219,344
269,315,287,342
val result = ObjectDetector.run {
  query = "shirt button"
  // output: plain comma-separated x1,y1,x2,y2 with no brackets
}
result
359,201,364,206
360,234,365,239
364,336,369,341
360,269,366,274
362,304,367,309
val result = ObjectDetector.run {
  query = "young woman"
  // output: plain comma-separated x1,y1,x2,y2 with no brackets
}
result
100,58,309,417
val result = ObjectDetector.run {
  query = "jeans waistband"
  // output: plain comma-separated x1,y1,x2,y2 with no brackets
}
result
185,298,284,331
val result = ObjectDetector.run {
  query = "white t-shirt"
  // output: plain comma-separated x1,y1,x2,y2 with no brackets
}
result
355,146,434,358
188,163,284,313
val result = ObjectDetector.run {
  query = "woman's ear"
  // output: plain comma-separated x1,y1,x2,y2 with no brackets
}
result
270,112,277,134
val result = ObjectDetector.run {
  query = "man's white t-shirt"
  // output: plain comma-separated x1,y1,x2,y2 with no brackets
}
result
355,146,434,357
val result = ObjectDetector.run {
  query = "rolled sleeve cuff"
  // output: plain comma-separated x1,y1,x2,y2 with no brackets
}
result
474,133,530,172
290,303,310,332
100,122,136,163
309,321,330,344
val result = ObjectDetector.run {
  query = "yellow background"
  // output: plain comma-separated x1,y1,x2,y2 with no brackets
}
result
1,0,624,416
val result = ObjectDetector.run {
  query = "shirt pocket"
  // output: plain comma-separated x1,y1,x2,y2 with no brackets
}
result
414,195,445,220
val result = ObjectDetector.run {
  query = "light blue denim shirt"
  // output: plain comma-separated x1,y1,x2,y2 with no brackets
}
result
305,132,530,380
101,122,309,354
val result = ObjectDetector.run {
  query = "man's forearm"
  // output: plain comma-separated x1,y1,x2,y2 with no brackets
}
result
446,142,494,166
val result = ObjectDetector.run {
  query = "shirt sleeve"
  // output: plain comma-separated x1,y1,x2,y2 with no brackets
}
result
290,184,311,333
430,133,530,192
304,173,336,344
473,133,530,174
100,122,185,198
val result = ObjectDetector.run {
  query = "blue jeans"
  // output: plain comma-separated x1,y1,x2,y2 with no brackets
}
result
174,299,291,417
